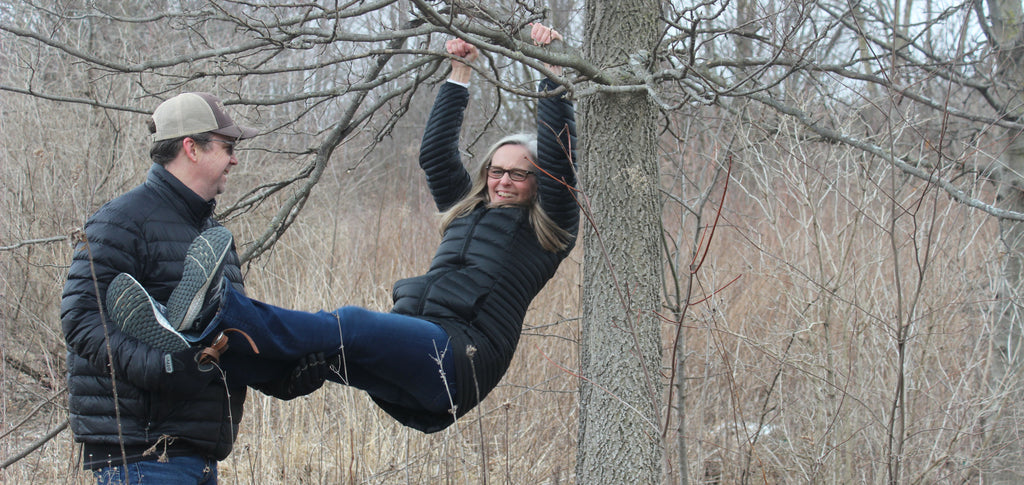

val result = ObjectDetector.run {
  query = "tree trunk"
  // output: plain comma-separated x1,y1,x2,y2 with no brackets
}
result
989,138,1024,482
577,0,665,483
985,0,1024,480
990,185,1024,482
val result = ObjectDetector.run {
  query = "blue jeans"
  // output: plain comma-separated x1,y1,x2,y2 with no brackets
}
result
208,286,456,414
93,455,216,484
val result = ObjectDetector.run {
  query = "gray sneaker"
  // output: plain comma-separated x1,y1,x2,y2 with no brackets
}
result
166,226,232,332
106,273,189,352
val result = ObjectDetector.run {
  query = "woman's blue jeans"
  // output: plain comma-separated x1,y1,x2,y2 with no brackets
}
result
206,285,456,414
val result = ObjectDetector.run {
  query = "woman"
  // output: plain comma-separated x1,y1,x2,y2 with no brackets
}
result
108,24,577,433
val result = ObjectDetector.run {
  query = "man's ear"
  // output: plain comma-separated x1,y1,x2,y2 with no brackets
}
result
182,137,200,162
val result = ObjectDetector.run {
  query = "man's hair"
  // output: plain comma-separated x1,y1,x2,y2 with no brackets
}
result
147,118,212,165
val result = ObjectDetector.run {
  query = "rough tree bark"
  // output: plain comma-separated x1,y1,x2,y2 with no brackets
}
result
576,0,665,482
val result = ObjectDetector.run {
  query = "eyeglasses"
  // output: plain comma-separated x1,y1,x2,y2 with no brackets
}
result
487,165,534,182
208,138,237,156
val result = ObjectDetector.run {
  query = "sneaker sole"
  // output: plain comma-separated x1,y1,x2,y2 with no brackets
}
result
166,226,232,331
107,273,189,352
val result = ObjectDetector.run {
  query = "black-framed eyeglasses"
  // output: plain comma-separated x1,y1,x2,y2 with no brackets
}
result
487,165,534,182
208,138,237,156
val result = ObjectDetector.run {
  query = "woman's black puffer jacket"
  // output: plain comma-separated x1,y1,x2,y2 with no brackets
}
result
387,79,578,432
61,163,246,469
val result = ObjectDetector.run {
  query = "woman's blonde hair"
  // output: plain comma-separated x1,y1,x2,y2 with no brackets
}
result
439,134,573,253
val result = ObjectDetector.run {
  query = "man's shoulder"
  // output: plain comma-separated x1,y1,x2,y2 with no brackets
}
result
89,183,156,224
85,178,193,242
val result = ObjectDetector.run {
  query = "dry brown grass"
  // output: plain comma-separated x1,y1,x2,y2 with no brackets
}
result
0,97,1008,484
0,154,582,483
668,135,1001,483
210,188,583,484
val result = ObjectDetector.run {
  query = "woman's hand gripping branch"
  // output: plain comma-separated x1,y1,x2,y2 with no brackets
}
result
446,38,478,84
530,23,564,77
445,23,562,82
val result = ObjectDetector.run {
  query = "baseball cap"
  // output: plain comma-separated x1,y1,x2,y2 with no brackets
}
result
151,92,258,141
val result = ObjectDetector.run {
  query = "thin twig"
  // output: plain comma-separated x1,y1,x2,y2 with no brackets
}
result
0,235,68,251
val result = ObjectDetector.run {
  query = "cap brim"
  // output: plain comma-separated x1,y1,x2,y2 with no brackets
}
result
212,124,258,141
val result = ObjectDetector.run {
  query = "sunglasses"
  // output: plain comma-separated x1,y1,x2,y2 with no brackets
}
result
208,138,237,156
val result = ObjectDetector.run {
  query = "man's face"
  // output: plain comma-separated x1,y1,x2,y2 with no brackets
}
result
190,135,238,200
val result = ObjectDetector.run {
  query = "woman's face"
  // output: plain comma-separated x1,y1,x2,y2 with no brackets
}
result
486,144,537,207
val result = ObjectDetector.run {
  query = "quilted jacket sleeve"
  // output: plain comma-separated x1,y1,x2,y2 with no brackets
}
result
535,78,579,239
418,82,474,212
61,204,180,395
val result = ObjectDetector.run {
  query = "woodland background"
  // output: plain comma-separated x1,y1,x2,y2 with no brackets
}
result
3,0,1024,483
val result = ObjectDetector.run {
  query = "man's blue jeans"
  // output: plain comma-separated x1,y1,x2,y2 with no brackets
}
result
93,455,217,484
207,285,456,414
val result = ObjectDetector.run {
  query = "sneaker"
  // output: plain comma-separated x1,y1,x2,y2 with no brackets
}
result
166,226,232,332
106,273,190,352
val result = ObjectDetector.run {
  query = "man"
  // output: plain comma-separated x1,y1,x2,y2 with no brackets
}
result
61,92,322,484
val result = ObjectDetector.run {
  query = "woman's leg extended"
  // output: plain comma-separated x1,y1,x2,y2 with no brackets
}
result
205,287,455,412
205,285,346,360
327,306,456,415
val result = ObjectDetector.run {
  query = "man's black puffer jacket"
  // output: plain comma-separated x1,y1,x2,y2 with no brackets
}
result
61,163,246,469
387,79,578,433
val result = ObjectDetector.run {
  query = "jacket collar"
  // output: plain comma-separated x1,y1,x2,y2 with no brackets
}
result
145,163,217,225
